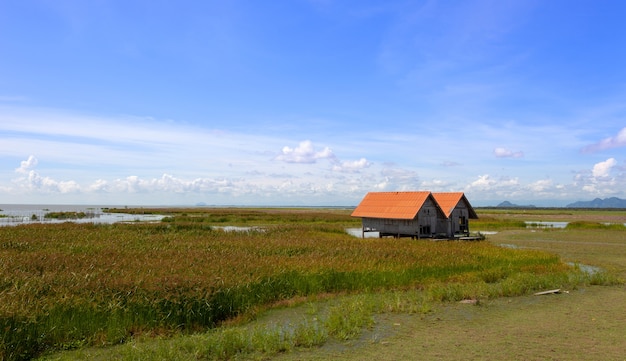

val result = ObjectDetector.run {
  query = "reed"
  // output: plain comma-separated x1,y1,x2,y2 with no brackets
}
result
42,212,90,220
565,221,626,230
0,209,604,360
471,216,527,230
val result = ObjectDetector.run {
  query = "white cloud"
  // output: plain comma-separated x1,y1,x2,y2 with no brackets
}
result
592,158,617,178
15,155,38,174
374,167,420,191
464,174,522,199
5,152,626,207
108,174,238,194
3,107,626,206
467,174,495,189
276,140,336,164
19,170,81,193
374,177,390,190
528,179,553,192
88,179,109,192
579,175,618,196
582,127,626,153
12,155,80,193
570,158,626,198
494,147,523,158
420,178,454,190
332,158,371,173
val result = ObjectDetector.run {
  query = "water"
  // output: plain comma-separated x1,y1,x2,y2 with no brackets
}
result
214,226,265,232
567,262,602,275
499,243,521,249
0,204,164,226
525,221,569,228
525,221,626,228
345,227,381,238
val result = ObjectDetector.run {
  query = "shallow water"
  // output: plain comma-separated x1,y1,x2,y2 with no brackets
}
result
0,204,164,226
567,262,602,275
214,226,265,232
345,227,381,238
525,221,569,228
525,221,626,228
499,243,521,249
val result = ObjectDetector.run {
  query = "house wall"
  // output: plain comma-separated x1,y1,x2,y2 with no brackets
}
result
436,217,450,237
362,217,420,236
361,198,440,237
433,201,473,237
448,202,472,235
418,198,439,235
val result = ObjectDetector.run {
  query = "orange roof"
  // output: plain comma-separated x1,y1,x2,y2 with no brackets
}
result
431,192,463,217
432,192,478,219
351,191,432,219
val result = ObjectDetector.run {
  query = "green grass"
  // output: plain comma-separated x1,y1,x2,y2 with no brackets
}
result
37,264,614,361
565,220,626,230
43,212,90,220
471,216,527,230
0,208,619,360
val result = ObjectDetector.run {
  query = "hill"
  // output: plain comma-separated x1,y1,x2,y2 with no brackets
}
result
566,197,626,208
496,201,536,208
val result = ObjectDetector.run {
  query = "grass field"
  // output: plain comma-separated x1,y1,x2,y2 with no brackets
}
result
267,210,626,361
0,208,623,360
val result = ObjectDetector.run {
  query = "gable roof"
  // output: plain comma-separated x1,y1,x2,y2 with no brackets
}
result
431,192,478,219
351,191,435,220
352,191,478,220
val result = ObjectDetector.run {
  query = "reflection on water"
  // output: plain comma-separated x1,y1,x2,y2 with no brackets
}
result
0,205,164,226
214,226,265,232
345,227,380,238
525,221,569,228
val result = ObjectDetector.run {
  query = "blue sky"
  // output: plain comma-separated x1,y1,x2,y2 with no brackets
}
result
2,0,626,206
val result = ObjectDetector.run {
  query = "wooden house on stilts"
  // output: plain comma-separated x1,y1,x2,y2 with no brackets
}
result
431,192,479,237
351,191,478,239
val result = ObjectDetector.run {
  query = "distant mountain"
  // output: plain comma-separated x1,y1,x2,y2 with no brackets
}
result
566,197,626,208
496,201,536,208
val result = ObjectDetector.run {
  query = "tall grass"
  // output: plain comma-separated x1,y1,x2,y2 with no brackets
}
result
565,221,626,230
111,207,359,226
471,216,527,230
40,266,613,361
0,209,607,360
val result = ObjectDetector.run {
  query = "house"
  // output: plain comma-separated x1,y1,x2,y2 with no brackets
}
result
351,191,445,238
431,192,478,237
351,191,478,239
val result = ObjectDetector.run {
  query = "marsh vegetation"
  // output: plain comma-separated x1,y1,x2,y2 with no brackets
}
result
0,208,622,360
